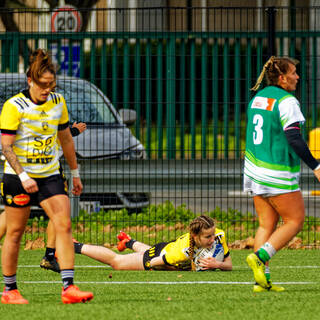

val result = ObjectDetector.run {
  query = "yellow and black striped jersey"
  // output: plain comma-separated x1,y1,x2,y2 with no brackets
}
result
0,90,69,178
161,227,229,268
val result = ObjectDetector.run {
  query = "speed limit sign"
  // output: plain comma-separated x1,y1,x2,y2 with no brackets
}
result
51,5,82,32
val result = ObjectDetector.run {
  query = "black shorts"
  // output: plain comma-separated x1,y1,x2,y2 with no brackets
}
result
143,242,168,270
1,173,68,208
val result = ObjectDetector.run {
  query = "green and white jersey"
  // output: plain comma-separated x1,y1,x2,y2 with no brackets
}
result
244,86,305,195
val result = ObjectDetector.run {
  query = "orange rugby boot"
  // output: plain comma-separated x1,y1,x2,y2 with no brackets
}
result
61,285,93,304
1,288,29,304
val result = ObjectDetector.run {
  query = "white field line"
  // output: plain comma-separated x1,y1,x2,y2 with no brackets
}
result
17,265,320,269
16,281,316,285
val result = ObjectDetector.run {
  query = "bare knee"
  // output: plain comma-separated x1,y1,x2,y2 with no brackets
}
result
51,216,72,234
6,228,24,244
284,215,305,232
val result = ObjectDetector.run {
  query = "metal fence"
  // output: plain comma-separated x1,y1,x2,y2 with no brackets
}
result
0,5,320,247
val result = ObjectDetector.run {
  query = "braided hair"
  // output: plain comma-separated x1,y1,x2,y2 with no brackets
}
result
188,215,216,271
26,49,56,84
251,56,299,91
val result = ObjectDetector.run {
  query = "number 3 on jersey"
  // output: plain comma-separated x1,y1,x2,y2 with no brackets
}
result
253,114,263,145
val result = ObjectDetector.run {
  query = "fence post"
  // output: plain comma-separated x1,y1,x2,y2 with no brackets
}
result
266,6,276,57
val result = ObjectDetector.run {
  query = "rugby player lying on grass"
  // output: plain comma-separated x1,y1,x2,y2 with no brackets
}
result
73,215,232,271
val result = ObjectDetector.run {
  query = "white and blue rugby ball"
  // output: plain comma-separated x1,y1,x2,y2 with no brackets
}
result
193,243,224,271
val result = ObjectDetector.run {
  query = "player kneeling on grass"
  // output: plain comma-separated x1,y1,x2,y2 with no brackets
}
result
73,215,232,271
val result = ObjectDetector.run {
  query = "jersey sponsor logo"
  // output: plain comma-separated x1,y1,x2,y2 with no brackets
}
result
27,157,53,164
251,97,276,111
13,194,30,206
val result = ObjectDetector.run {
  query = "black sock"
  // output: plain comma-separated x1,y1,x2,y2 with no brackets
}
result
3,274,17,291
74,242,84,254
45,247,56,261
61,269,74,290
125,239,136,249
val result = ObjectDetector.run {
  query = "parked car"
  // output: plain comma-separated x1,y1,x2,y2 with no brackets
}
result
0,73,150,213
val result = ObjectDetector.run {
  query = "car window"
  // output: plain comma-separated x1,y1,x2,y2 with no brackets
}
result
0,78,27,107
0,76,118,125
56,80,118,124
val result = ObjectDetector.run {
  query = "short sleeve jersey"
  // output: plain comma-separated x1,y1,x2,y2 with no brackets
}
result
0,91,69,178
161,227,229,268
244,85,305,194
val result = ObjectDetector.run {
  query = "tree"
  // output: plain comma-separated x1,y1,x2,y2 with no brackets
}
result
0,0,99,32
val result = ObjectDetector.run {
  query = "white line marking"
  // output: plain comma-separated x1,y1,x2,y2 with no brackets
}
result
19,281,315,285
18,265,320,269
20,265,107,268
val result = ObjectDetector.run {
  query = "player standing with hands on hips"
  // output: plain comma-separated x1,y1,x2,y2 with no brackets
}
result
0,49,93,304
244,56,320,292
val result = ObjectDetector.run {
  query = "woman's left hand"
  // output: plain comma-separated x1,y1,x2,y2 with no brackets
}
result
198,257,221,270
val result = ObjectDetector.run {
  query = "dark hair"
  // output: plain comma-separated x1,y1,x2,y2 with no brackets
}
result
251,56,299,91
188,215,216,270
26,49,56,83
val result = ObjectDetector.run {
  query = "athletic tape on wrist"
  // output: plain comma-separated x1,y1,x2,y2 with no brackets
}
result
70,168,80,178
19,171,30,182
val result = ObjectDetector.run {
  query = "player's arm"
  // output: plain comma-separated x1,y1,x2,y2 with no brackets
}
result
198,253,232,271
1,133,38,193
58,126,82,196
284,122,320,181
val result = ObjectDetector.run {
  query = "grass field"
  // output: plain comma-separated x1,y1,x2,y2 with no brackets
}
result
1,249,320,320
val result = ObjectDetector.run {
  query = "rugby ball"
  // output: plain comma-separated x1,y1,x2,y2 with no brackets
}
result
193,243,224,271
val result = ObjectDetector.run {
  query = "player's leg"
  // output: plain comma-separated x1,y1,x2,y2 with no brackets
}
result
250,196,284,292
1,206,30,304
40,220,60,273
249,191,304,290
41,195,74,269
41,194,93,303
0,210,6,241
266,191,305,250
78,243,145,270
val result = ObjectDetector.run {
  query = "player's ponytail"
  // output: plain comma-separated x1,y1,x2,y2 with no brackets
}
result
189,215,216,271
251,56,299,91
26,48,56,83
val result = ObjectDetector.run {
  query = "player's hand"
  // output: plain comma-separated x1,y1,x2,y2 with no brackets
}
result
22,178,38,193
72,177,83,195
198,257,221,270
72,122,87,133
314,167,320,182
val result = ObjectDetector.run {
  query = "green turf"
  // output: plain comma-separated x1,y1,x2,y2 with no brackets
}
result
1,249,320,319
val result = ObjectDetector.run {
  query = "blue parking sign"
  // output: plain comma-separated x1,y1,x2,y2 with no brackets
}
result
51,42,80,77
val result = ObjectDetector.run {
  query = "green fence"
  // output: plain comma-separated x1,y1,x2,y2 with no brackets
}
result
1,6,320,247
1,30,320,160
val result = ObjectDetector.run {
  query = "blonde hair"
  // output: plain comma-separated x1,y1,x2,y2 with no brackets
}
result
251,56,299,91
26,49,56,83
188,215,216,271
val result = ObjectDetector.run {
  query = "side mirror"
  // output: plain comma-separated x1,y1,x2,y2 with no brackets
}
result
119,108,137,126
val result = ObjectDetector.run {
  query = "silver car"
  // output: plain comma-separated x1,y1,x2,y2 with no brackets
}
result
0,73,150,212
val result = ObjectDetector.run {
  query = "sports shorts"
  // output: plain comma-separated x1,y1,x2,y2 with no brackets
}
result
1,173,68,208
143,242,168,270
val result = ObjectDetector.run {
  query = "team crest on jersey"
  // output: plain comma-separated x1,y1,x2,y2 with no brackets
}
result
13,194,30,206
251,97,276,111
42,122,49,130
6,195,13,205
